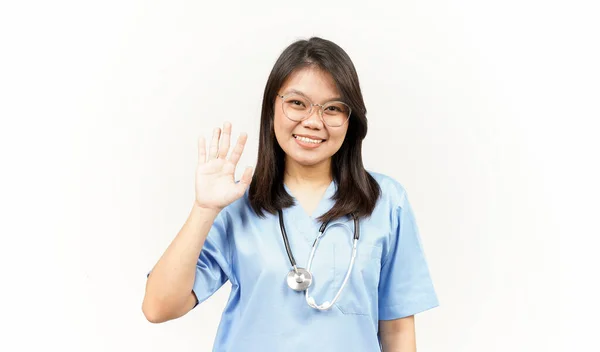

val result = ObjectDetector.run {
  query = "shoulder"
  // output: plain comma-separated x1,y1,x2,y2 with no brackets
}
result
367,171,410,209
218,187,257,225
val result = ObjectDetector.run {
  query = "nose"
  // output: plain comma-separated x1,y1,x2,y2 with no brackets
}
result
301,105,324,129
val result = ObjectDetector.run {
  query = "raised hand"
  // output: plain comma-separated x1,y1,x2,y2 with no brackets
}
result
195,122,253,211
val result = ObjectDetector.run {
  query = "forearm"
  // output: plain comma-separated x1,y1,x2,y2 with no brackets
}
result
379,316,416,352
143,204,220,317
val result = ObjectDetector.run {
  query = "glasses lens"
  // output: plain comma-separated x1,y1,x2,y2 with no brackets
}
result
322,102,351,127
282,95,311,121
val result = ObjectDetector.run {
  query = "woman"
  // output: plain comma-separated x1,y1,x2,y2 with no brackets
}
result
143,37,439,351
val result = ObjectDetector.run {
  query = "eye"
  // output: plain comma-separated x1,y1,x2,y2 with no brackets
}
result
290,100,305,106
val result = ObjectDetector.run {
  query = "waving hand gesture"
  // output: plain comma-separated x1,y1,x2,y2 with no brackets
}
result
195,122,253,211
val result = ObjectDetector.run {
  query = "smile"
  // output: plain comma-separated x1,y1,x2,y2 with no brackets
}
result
293,134,325,144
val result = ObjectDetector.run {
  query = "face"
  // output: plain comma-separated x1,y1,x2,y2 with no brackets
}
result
273,67,350,168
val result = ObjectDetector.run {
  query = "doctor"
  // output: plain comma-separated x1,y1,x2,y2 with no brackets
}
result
143,37,439,351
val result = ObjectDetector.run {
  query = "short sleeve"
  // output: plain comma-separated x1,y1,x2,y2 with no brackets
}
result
378,193,439,320
190,210,232,308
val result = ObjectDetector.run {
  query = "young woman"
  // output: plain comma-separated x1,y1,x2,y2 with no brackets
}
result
143,37,439,351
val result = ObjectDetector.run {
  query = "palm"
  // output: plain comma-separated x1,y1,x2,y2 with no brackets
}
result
195,123,253,211
195,159,242,208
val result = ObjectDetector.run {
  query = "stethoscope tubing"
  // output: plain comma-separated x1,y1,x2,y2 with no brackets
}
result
278,209,360,310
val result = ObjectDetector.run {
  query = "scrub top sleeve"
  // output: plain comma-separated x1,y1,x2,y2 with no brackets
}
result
191,210,232,308
378,193,439,320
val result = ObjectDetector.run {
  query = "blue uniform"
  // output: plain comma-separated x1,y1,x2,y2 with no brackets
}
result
186,172,437,351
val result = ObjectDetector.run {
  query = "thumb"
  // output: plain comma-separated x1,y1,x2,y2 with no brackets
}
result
235,166,254,193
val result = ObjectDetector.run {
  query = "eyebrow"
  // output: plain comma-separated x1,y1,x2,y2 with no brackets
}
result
282,89,343,103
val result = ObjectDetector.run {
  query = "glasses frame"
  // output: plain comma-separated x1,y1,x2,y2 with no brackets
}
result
276,93,352,127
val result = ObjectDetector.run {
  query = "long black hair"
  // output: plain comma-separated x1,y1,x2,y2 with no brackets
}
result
249,37,380,223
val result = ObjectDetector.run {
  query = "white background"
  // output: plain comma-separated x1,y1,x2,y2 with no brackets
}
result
1,1,599,351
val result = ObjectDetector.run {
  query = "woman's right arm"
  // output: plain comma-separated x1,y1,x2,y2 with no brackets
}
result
142,122,253,323
142,204,220,323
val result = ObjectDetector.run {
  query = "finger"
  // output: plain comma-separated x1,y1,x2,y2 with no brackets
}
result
208,127,221,160
228,132,248,166
240,166,254,184
235,166,254,194
217,122,232,159
197,136,206,164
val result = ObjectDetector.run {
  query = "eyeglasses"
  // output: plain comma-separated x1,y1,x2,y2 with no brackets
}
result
276,92,351,127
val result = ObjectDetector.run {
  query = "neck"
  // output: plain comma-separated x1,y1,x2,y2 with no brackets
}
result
283,158,332,188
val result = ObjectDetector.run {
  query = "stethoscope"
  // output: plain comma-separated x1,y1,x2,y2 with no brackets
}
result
277,209,360,311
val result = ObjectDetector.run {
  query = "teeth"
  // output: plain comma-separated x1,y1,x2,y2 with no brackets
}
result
294,135,323,144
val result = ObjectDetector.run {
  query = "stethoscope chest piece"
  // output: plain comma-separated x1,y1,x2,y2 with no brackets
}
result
278,208,360,310
286,267,312,291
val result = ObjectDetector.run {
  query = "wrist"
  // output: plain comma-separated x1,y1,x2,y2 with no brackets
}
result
193,202,222,218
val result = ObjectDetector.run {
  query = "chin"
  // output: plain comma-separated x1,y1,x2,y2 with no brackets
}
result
281,141,336,167
288,153,330,167
295,159,322,167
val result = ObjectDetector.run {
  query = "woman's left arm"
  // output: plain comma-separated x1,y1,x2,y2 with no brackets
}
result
379,316,416,352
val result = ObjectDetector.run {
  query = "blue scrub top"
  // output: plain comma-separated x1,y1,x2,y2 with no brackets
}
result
187,172,437,351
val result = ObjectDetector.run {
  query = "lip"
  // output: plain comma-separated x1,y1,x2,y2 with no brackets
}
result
293,134,326,141
292,134,325,149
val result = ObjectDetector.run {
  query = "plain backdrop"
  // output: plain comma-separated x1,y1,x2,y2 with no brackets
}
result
1,1,599,351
